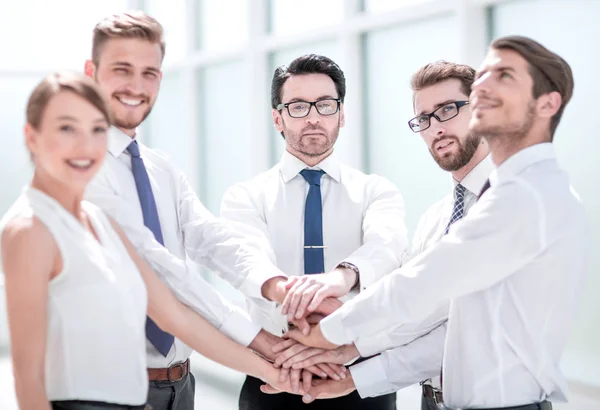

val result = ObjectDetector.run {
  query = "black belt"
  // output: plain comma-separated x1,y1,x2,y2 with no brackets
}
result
51,400,147,410
443,401,552,410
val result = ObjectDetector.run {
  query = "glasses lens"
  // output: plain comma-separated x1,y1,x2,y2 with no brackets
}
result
288,102,310,118
409,116,429,132
315,99,339,116
435,103,459,121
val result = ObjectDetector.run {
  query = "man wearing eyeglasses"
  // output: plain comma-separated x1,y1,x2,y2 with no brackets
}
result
405,61,492,410
220,54,406,410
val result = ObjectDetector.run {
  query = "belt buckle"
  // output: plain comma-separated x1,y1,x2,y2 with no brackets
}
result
167,362,185,382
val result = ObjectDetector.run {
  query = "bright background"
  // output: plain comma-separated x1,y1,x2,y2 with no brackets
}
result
1,0,599,408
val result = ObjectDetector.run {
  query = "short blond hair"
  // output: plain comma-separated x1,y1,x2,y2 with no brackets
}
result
92,11,166,66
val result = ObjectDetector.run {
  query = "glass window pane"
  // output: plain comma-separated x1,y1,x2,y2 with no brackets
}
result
364,0,436,13
269,42,346,163
364,15,459,237
201,61,252,215
269,0,343,35
0,0,128,71
146,71,192,179
491,0,600,386
146,0,188,66
199,0,249,50
0,76,38,215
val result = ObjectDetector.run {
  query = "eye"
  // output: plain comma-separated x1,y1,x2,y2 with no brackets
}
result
60,124,74,132
500,72,511,79
93,126,107,134
114,67,128,74
144,71,158,78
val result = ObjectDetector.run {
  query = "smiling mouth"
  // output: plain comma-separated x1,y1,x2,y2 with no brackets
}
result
116,96,144,107
65,159,95,170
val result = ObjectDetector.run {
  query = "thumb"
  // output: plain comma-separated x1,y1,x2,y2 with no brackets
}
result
260,384,282,395
302,380,329,403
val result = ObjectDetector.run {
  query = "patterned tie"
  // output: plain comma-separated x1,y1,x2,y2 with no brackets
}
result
127,141,174,357
300,169,325,274
443,183,467,235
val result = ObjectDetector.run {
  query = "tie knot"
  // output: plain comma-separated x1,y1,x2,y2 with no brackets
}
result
300,169,325,186
455,183,466,199
126,141,141,158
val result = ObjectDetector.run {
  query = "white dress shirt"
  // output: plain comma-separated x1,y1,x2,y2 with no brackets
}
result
321,144,590,408
220,150,407,336
85,127,284,368
351,156,494,398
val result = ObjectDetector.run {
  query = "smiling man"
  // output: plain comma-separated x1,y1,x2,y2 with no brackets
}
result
82,12,296,410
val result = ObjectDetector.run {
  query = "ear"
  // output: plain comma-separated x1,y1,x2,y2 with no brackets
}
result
537,91,562,119
272,108,284,133
84,60,96,78
24,123,38,155
339,102,345,128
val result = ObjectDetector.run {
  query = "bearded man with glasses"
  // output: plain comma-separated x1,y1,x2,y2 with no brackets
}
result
220,54,406,410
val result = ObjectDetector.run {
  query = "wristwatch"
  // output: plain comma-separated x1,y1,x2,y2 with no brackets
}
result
337,262,360,290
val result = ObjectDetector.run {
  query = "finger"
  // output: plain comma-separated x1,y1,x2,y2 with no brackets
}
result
281,347,325,368
307,287,333,313
302,370,313,394
284,275,300,290
272,337,297,355
284,327,309,345
279,365,290,383
302,379,330,403
289,317,311,336
295,284,323,319
290,368,301,393
287,280,318,322
316,362,343,380
281,277,309,315
305,365,327,379
274,344,311,367
260,384,282,394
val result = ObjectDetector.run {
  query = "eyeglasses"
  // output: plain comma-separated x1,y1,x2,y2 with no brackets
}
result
277,98,341,118
408,101,470,133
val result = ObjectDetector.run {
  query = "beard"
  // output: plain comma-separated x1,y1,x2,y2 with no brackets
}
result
112,104,154,130
471,100,536,144
283,118,340,157
430,133,481,171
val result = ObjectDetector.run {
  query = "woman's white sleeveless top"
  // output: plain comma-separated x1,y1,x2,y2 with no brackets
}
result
0,188,148,405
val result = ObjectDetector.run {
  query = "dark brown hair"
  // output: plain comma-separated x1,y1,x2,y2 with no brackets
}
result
411,61,476,97
92,11,166,66
491,35,574,138
27,72,112,129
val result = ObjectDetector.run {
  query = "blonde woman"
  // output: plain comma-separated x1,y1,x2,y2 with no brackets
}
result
1,72,294,410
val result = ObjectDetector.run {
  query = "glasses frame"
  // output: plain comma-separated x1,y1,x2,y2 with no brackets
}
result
408,100,470,133
277,98,341,118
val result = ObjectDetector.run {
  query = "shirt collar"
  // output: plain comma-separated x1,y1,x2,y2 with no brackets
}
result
108,126,137,157
454,155,494,196
280,149,341,183
489,143,556,187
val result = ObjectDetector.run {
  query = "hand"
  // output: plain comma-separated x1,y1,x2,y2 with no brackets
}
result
248,329,283,362
287,298,343,336
284,323,339,350
284,344,360,370
273,339,347,380
281,268,355,321
261,372,357,403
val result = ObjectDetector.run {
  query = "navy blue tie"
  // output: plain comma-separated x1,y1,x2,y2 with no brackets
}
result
300,169,326,275
127,141,174,357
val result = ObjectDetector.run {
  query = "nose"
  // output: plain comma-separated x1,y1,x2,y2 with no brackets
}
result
123,73,145,96
472,71,492,94
305,105,321,126
426,117,446,138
